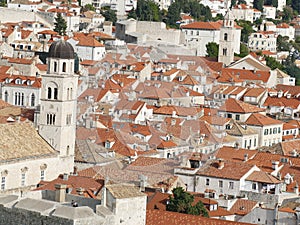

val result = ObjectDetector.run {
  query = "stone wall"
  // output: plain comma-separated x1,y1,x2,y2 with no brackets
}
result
0,205,73,225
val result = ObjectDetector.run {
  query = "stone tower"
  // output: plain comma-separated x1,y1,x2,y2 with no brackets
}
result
38,40,78,160
218,1,235,66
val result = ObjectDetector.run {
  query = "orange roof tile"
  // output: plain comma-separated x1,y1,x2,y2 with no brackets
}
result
219,98,264,113
146,210,252,225
230,199,258,216
196,160,255,180
246,113,283,126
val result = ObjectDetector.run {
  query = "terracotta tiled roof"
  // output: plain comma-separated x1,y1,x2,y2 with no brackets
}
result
246,170,281,184
276,84,300,97
76,36,104,47
215,146,258,162
245,113,283,126
146,210,253,225
230,199,258,216
7,57,33,65
263,97,300,109
196,160,256,180
276,23,290,28
200,115,231,126
221,68,271,83
219,98,264,113
130,157,165,166
181,21,224,30
243,88,266,97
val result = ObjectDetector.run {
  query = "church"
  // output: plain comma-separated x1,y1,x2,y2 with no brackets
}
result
0,40,78,193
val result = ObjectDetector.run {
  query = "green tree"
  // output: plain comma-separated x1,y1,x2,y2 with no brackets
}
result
136,0,161,22
265,0,278,7
166,1,181,28
54,13,67,35
282,6,294,22
236,20,254,43
166,187,209,217
213,13,224,21
102,9,117,24
265,56,284,70
277,35,290,51
127,8,137,19
291,0,300,13
253,0,263,11
83,4,95,12
206,42,219,58
235,43,249,58
231,0,237,8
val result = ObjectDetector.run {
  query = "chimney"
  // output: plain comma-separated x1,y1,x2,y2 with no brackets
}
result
294,183,299,195
234,142,239,149
218,159,224,169
63,173,69,181
272,161,279,170
76,187,85,195
73,166,78,176
139,175,148,192
55,184,67,202
244,154,248,162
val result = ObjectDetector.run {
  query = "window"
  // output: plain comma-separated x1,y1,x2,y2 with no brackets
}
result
66,146,70,155
47,113,56,125
66,114,72,125
62,62,66,72
54,61,57,72
4,91,8,102
40,170,45,181
31,93,35,107
14,92,24,106
223,48,227,56
269,128,272,135
48,87,52,99
278,127,281,133
264,129,269,135
273,127,277,134
219,180,223,188
227,113,232,118
224,33,228,41
244,140,247,148
229,181,234,189
235,115,240,120
252,183,257,190
21,173,25,186
1,177,5,190
54,88,58,99
206,179,210,186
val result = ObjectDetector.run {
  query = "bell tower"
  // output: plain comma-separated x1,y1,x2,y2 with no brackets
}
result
218,1,235,66
38,40,78,162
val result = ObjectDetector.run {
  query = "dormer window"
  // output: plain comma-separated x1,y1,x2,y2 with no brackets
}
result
15,78,22,85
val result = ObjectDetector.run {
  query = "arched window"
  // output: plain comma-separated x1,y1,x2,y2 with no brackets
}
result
224,33,228,41
4,91,8,102
54,88,58,100
54,61,57,72
31,93,35,107
48,87,52,99
62,62,66,72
